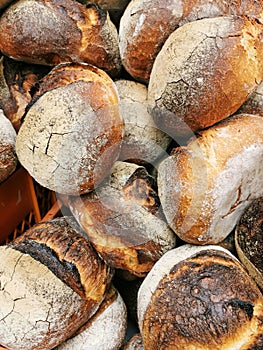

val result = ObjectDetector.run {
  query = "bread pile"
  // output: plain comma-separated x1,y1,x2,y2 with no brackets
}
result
0,0,263,349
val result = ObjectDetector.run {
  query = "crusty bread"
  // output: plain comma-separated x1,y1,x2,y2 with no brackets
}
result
69,161,176,277
237,81,263,116
148,16,263,139
0,0,121,75
15,62,124,195
235,197,263,291
56,286,127,350
0,217,113,350
123,334,144,350
0,109,17,183
157,114,263,245
115,79,171,165
138,244,263,350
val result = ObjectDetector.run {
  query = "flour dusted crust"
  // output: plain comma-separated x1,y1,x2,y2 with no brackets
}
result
15,62,124,195
238,82,263,116
56,287,127,350
0,109,17,183
123,334,144,350
138,244,263,350
158,114,263,245
69,161,176,277
0,217,113,350
148,16,263,138
0,0,121,75
115,80,171,165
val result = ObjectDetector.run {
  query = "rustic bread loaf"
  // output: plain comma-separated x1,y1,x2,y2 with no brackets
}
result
138,244,263,350
157,114,263,245
148,16,263,139
15,62,124,195
56,286,127,350
0,109,17,183
115,79,171,165
235,197,263,291
119,0,263,83
237,82,263,116
0,0,121,76
69,161,176,277
0,56,50,131
0,216,113,350
123,334,144,350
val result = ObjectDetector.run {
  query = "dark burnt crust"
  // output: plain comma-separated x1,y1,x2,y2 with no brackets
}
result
9,217,113,300
143,249,262,348
236,198,263,274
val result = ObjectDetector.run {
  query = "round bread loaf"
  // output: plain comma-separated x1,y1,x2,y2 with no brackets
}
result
115,79,171,165
235,197,263,291
0,0,121,75
138,244,263,350
123,334,144,350
148,16,263,139
157,114,263,245
69,161,176,277
0,216,113,350
119,0,263,83
0,109,17,183
56,286,127,350
15,62,124,195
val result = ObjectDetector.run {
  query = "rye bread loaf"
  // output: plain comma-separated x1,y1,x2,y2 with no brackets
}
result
56,286,127,350
235,197,263,291
0,109,17,183
69,161,176,277
138,244,263,350
115,79,171,165
148,16,263,139
0,216,113,350
15,62,124,195
157,114,263,245
119,0,263,83
0,0,121,76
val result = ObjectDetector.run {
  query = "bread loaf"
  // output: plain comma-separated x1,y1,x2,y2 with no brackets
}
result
0,0,121,75
15,62,124,195
138,244,263,350
123,334,144,350
56,286,127,350
157,114,263,245
0,109,17,183
119,0,263,83
69,161,176,277
148,16,263,139
235,197,263,291
115,79,171,165
0,217,113,350
238,82,263,116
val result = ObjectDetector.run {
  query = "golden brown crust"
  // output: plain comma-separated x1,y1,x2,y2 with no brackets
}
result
142,249,263,349
0,0,121,75
10,216,113,301
235,197,263,291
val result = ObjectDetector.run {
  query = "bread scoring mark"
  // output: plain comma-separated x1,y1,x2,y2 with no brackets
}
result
142,249,261,349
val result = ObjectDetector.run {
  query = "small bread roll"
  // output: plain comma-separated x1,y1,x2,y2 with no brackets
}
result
69,161,176,277
16,62,124,195
157,114,263,245
56,286,127,350
138,244,263,350
235,197,263,291
115,79,171,165
0,109,17,183
0,217,113,350
0,0,121,75
148,16,263,139
123,334,144,350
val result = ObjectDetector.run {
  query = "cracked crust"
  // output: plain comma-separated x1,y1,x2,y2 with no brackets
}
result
0,0,121,75
235,197,263,291
56,286,127,350
15,62,124,195
148,15,263,138
0,110,17,183
69,161,176,277
138,245,263,350
157,113,263,245
119,0,263,83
